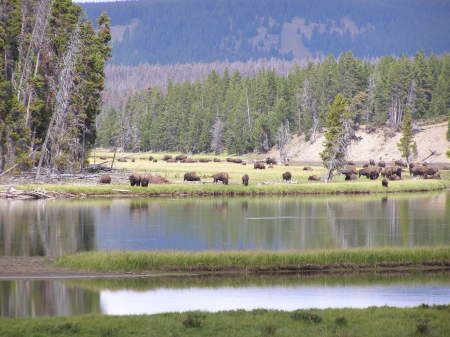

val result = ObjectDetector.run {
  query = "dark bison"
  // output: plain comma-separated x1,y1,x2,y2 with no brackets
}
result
282,171,292,182
378,161,386,168
382,167,402,179
266,157,277,165
382,178,388,187
369,159,376,166
424,172,441,179
198,158,211,163
166,158,177,163
129,173,141,186
346,161,356,166
131,158,135,162
213,172,229,185
175,154,187,161
303,167,313,171
117,158,127,162
340,167,357,180
308,175,320,181
153,159,158,163
359,167,380,180
98,175,111,184
141,175,150,187
254,162,266,169
99,156,107,160
226,158,242,164
146,175,170,184
162,155,173,161
347,174,357,181
394,160,407,167
410,165,438,177
148,156,154,161
362,162,370,168
388,174,401,181
242,174,249,186
213,158,222,162
181,158,196,163
184,172,201,182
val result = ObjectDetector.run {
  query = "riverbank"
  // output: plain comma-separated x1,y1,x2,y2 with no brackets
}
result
1,305,449,337
55,247,450,274
5,179,450,198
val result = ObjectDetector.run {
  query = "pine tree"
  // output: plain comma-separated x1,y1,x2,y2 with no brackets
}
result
320,94,355,182
397,108,417,167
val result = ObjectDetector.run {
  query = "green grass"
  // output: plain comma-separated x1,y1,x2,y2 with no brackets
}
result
1,306,449,337
55,247,450,273
15,179,450,197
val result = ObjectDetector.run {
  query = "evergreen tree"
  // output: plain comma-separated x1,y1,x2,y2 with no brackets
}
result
397,108,417,167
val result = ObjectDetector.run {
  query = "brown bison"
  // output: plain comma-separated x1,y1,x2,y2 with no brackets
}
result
378,161,386,168
382,178,388,187
340,167,357,180
162,155,173,161
213,172,229,185
388,174,401,181
369,159,376,166
198,158,211,163
148,156,154,161
242,174,249,186
129,173,141,186
99,156,107,160
282,171,292,182
184,172,201,182
147,175,170,184
117,158,127,162
175,154,187,161
394,160,407,167
141,175,150,187
98,175,111,184
303,167,313,171
266,157,277,165
181,158,196,163
424,172,441,179
346,161,356,166
308,175,320,181
166,158,177,163
226,158,242,164
359,167,380,180
362,162,370,168
347,174,358,181
213,158,222,162
254,162,266,169
382,166,402,179
153,159,158,163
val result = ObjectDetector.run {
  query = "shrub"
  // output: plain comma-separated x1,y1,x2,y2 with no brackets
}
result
261,324,277,336
335,316,347,326
290,310,322,323
182,313,203,328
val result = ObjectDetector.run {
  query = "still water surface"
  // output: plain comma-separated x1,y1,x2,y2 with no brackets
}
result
1,274,449,317
1,192,449,256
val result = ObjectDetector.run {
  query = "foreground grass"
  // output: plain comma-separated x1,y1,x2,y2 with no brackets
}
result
15,179,450,197
1,306,449,337
55,247,450,273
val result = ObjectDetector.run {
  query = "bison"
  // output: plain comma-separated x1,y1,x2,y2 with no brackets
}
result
148,156,154,161
181,158,196,163
254,162,266,169
303,167,313,171
129,173,141,186
184,172,201,182
147,175,170,184
213,158,222,162
198,158,211,163
394,160,407,167
117,158,127,162
226,158,242,164
308,175,320,181
242,174,249,186
175,154,187,161
378,161,386,168
424,172,441,179
340,167,357,180
162,155,173,161
382,178,388,187
347,174,357,181
359,167,380,180
98,175,111,184
141,175,150,187
369,159,376,166
282,171,292,182
382,166,402,179
346,161,356,166
266,157,277,165
388,174,401,181
362,162,370,168
166,158,177,163
213,172,229,185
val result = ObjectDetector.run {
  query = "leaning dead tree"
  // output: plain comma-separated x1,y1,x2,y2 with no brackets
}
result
277,120,290,164
389,80,416,130
36,23,81,179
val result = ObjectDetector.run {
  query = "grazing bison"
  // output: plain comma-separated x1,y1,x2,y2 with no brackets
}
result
213,172,229,185
303,167,313,171
198,158,211,163
347,174,357,181
308,175,320,181
362,162,370,168
166,158,177,163
99,156,107,160
226,158,243,164
254,162,266,169
346,161,356,166
359,167,380,180
162,155,173,161
378,161,386,168
141,175,150,187
98,175,111,184
184,172,201,182
388,174,401,181
148,156,154,161
424,172,441,179
147,175,170,184
175,154,187,161
382,178,388,187
369,159,376,166
129,173,141,186
181,158,196,163
242,174,249,186
266,157,277,165
117,158,127,162
394,160,407,167
282,171,292,182
382,166,402,179
410,165,438,177
153,159,158,163
213,158,222,162
340,167,357,180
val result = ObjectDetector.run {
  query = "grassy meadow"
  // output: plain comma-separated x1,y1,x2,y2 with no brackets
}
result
55,246,450,273
1,306,449,337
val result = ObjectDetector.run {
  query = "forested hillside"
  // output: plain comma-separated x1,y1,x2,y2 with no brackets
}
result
0,0,110,174
81,0,450,65
96,51,450,154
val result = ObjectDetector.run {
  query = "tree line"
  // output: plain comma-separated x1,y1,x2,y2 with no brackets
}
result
96,51,450,155
0,0,110,175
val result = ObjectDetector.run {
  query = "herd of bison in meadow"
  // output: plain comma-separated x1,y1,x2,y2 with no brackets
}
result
97,154,443,188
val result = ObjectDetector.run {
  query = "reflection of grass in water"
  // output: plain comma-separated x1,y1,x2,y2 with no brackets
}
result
63,272,450,292
1,306,450,337
56,246,450,272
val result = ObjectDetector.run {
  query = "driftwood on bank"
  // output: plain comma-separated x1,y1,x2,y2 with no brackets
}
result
0,187,77,200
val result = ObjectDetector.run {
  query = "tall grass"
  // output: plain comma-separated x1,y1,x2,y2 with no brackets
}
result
55,247,450,272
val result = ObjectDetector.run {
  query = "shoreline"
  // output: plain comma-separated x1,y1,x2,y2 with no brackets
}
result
2,179,449,199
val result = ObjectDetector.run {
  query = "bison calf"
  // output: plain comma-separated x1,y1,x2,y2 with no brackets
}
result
129,173,141,186
213,172,229,185
382,179,388,187
184,172,201,182
242,174,249,186
98,175,111,184
282,171,292,182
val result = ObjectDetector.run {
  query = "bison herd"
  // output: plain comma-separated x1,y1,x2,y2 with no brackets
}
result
98,155,443,187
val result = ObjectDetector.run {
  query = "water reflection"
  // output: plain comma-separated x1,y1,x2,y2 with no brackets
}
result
0,274,449,317
0,192,449,256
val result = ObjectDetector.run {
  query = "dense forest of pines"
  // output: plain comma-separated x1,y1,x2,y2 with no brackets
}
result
0,0,110,174
81,0,450,65
96,51,450,154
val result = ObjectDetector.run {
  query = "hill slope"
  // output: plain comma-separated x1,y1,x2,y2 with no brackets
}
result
81,0,450,65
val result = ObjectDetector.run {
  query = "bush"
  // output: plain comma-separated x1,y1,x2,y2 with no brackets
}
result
182,313,203,328
261,325,277,336
335,316,347,326
290,310,322,323
416,322,429,334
